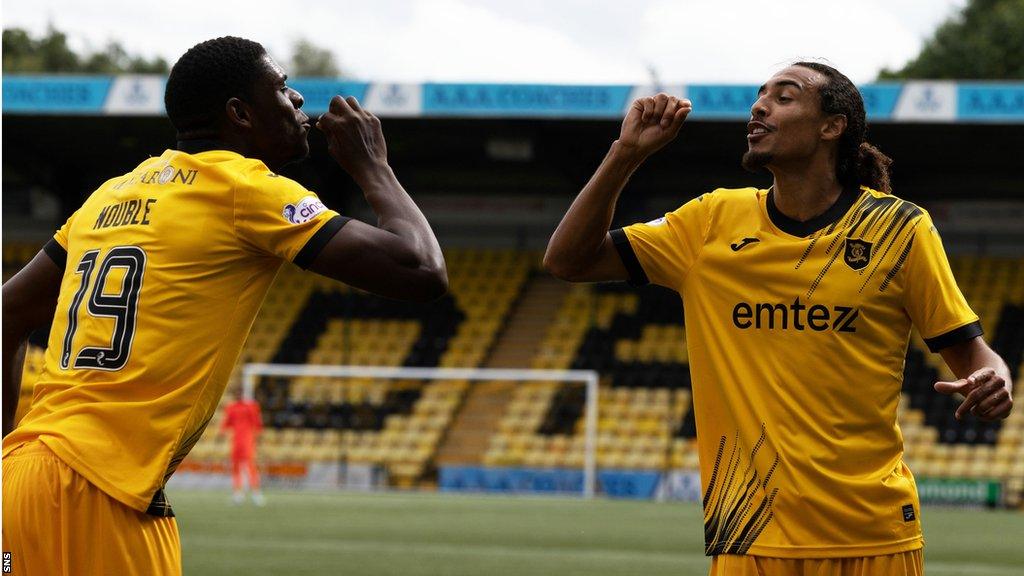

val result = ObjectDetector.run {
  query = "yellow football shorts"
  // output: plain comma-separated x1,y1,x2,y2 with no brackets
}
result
2,441,181,575
710,550,924,576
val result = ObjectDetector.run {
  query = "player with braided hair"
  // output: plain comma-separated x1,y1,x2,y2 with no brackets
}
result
545,62,1012,576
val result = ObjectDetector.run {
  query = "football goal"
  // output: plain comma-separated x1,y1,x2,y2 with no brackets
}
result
242,364,600,497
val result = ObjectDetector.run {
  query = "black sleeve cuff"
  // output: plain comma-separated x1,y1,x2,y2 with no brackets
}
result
293,215,351,269
924,320,984,352
609,228,649,287
42,238,68,269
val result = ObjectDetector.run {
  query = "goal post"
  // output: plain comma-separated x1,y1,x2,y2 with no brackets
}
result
242,364,601,498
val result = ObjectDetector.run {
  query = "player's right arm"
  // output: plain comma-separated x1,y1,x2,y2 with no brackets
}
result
312,96,447,302
544,94,691,282
2,249,63,435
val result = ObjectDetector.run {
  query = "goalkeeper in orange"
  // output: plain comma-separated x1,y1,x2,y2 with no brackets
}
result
219,389,265,506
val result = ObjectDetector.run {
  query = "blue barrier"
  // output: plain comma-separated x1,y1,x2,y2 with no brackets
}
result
685,85,760,119
3,76,113,114
289,80,369,114
598,470,662,499
439,466,583,493
3,77,1023,123
958,84,1024,121
438,466,662,499
423,83,633,117
860,84,903,119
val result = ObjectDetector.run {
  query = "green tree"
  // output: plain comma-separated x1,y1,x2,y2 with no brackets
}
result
2,25,168,74
879,0,1024,79
3,26,78,72
81,41,168,74
289,38,343,77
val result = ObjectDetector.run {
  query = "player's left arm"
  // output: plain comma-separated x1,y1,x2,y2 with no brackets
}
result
2,250,63,435
900,213,1013,423
935,338,1013,422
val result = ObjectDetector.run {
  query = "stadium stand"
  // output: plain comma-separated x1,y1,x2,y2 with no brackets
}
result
2,241,41,282
8,237,1024,502
186,248,530,486
7,239,1024,505
8,225,1024,502
511,256,1024,506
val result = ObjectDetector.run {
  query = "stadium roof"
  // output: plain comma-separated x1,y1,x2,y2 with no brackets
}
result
3,76,1024,123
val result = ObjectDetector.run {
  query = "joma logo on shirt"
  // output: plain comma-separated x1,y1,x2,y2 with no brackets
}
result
731,298,858,333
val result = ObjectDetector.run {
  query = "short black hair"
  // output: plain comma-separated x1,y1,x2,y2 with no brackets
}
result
164,36,268,135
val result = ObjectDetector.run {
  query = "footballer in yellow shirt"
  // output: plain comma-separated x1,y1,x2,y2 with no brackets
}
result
2,37,447,576
545,62,1012,575
619,185,969,558
7,147,343,515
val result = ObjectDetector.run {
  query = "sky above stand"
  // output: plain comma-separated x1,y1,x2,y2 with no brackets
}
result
3,0,966,83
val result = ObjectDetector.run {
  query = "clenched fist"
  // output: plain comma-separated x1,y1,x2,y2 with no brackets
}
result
316,95,388,181
617,93,692,159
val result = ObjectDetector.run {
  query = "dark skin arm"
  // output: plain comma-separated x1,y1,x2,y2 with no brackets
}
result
543,94,691,282
935,336,1013,421
310,96,447,302
541,143,635,283
2,251,63,435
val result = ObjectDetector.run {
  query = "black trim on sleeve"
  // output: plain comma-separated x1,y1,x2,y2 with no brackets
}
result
293,215,351,269
42,238,68,270
610,228,649,287
924,320,984,352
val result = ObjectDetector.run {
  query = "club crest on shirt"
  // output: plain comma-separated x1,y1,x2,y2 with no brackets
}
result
282,196,327,224
843,238,872,270
645,217,666,226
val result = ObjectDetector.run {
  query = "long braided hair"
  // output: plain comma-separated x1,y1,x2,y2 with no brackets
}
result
794,61,893,194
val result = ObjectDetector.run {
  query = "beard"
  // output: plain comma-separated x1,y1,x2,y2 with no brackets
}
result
741,150,773,173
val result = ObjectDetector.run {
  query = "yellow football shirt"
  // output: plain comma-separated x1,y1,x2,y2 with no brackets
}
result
3,148,346,516
614,186,979,558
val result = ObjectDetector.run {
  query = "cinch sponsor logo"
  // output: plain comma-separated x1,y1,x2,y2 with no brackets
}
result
731,298,858,333
283,196,327,224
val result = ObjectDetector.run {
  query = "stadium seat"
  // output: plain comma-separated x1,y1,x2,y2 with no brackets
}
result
9,247,1023,503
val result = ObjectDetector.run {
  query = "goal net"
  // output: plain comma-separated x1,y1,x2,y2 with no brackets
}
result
242,364,600,497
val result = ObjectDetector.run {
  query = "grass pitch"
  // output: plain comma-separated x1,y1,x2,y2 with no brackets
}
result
172,489,1024,576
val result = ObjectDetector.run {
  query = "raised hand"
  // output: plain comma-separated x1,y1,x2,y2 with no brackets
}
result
316,95,388,181
617,93,692,159
934,367,1013,421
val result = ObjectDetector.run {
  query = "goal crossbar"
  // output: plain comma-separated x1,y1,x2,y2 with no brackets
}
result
242,364,600,498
